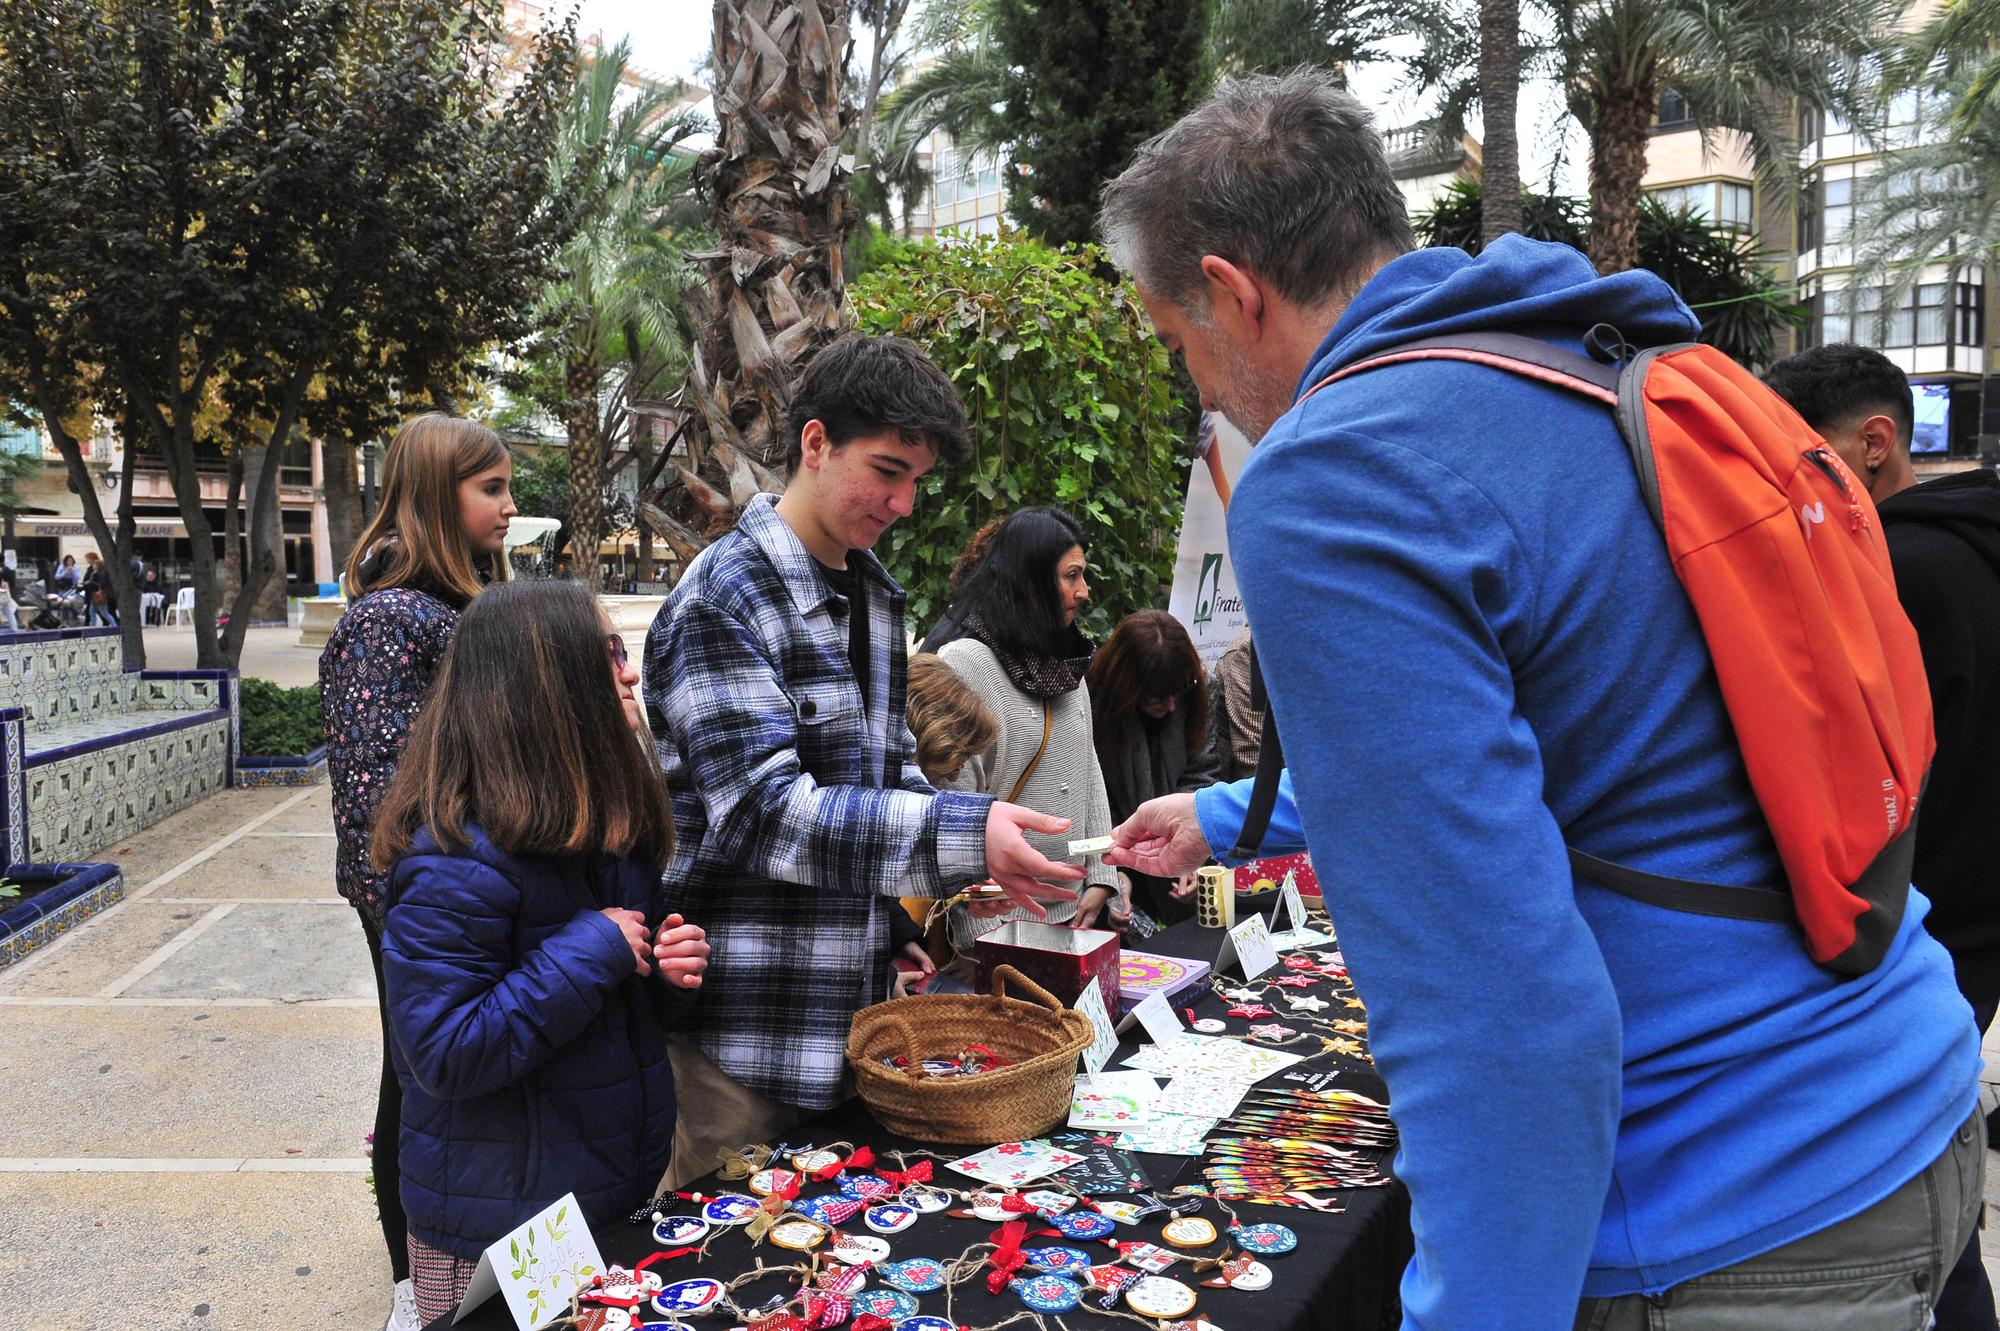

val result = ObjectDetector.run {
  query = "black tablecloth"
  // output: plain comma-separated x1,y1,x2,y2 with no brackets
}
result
437,918,1410,1330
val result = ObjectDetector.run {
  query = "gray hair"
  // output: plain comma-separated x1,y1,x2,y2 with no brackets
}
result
1098,70,1414,313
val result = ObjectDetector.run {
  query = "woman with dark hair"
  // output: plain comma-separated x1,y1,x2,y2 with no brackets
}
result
932,506,1123,952
318,413,516,1331
1087,610,1220,925
372,580,708,1325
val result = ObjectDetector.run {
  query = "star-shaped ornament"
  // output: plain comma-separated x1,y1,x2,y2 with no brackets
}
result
1248,1023,1297,1042
1343,996,1367,1010
1332,1019,1367,1035
1220,986,1262,1003
1282,955,1319,972
1285,995,1329,1012
1225,1003,1273,1020
1271,975,1317,989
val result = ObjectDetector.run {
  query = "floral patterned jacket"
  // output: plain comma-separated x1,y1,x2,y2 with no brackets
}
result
320,586,463,926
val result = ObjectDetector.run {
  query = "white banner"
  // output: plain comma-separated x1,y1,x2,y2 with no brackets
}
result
1166,412,1251,666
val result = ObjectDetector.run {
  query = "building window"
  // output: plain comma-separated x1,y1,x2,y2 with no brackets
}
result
1957,282,1984,346
1853,285,1882,343
1917,283,1949,345
1824,176,1853,244
1718,183,1752,231
1823,287,1852,344
1798,185,1819,252
1656,88,1693,131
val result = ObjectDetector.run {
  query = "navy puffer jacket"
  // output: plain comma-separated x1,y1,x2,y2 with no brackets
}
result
382,823,687,1259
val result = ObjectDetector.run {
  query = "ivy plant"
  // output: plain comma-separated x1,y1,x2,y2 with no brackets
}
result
851,234,1184,639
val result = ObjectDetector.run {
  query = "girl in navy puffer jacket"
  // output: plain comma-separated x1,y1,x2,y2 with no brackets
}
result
371,580,709,1324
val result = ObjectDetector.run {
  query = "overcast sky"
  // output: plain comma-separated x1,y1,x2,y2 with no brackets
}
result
570,0,1588,193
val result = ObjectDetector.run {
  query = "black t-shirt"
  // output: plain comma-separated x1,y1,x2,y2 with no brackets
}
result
821,560,870,712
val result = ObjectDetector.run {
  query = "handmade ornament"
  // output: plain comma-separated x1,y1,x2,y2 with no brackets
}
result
749,1168,801,1197
1229,1222,1299,1255
838,1174,897,1202
850,1289,917,1322
1285,995,1330,1012
1021,1188,1076,1215
1110,1241,1179,1274
1049,1209,1117,1240
830,1234,891,1266
863,1203,917,1234
651,1278,726,1315
582,1265,667,1304
800,1290,851,1328
815,1262,869,1296
1162,1216,1218,1248
1093,1200,1146,1224
1126,1275,1199,1318
1281,955,1320,972
701,1193,761,1225
1015,1274,1084,1313
1247,1024,1298,1042
1270,975,1317,989
1191,1018,1227,1034
791,1148,842,1175
1219,986,1262,1002
1083,1263,1142,1310
769,1220,827,1251
898,1185,951,1214
1201,1256,1273,1291
794,1195,864,1228
892,1319,958,1331
1024,1244,1095,1272
1225,1003,1272,1020
651,1213,711,1246
878,1257,948,1294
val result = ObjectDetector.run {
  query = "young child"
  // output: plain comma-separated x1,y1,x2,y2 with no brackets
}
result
370,580,708,1323
893,654,1002,994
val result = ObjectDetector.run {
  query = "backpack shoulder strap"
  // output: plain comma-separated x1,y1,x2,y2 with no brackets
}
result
1227,642,1285,863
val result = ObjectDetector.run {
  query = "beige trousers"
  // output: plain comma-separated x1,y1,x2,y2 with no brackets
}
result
659,1035,809,1191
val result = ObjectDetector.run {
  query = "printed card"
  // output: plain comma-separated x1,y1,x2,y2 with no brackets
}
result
1048,1130,1154,1195
1159,1073,1249,1119
1068,1070,1161,1129
948,1140,1089,1187
1215,911,1280,980
1074,977,1119,1076
1115,1113,1218,1157
454,1193,604,1329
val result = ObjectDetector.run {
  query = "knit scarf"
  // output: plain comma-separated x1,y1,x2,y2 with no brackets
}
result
960,611,1094,699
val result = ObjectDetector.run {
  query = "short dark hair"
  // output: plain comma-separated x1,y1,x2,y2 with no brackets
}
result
1764,344,1913,448
785,334,970,473
1099,70,1414,312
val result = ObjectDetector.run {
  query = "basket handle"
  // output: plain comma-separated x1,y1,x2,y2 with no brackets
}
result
880,1009,930,1079
990,964,1065,1014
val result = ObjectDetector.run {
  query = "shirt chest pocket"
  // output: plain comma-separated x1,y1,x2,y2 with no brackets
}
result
787,678,865,780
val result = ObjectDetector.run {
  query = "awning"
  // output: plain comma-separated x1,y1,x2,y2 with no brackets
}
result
23,517,189,539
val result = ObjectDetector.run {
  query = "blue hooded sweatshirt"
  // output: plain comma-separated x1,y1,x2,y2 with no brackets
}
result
1194,236,1978,1326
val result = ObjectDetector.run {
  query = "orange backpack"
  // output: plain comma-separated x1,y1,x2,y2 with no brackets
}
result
1295,330,1936,975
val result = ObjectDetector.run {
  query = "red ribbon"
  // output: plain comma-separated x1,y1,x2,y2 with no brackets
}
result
853,1318,895,1331
986,1218,1030,1293
880,1160,932,1186
846,1145,875,1172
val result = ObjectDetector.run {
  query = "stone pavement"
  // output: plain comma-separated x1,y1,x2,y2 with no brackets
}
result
0,784,390,1329
138,623,324,689
1,777,1997,1328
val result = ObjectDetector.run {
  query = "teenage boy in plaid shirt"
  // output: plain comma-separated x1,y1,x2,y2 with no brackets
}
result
646,335,1083,1184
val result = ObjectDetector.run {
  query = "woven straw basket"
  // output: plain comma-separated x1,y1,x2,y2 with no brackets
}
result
846,964,1096,1145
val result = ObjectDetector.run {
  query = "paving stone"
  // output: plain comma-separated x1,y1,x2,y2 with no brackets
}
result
97,786,309,891
0,900,212,997
0,1004,377,1159
119,903,371,1001
0,1170,389,1330
255,788,336,839
149,835,339,902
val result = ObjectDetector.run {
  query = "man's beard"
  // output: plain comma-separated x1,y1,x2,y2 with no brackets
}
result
1213,338,1290,444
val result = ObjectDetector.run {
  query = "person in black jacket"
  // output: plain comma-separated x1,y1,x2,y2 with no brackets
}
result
1768,345,2000,1331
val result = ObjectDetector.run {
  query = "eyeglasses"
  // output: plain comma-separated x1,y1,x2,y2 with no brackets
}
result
607,633,628,668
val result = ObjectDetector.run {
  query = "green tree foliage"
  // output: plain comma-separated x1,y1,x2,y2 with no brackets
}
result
851,235,1184,636
1415,178,1801,370
993,0,1212,248
0,0,577,667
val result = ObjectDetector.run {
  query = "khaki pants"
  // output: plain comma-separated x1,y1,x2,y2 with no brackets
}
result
659,1035,808,1191
1575,1108,1986,1331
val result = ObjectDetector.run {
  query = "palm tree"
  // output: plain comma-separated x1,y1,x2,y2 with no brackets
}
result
1547,0,1896,274
1479,0,1523,242
644,0,852,560
536,40,702,575
1893,0,2000,138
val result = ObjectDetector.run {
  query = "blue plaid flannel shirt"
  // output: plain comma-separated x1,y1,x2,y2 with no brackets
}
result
646,495,992,1109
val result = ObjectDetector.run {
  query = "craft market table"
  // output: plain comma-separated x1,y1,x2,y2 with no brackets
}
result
434,914,1411,1331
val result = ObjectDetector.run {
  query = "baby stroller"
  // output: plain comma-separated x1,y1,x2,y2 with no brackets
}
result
12,575,63,630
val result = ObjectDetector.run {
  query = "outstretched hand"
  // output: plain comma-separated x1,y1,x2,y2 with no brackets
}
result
984,802,1084,917
1106,792,1212,879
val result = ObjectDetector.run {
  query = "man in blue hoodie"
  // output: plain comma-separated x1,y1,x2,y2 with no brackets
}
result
1100,72,1983,1328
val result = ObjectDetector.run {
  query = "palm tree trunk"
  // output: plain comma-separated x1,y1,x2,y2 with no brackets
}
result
1587,81,1655,275
565,355,606,588
1478,0,1522,244
655,0,852,544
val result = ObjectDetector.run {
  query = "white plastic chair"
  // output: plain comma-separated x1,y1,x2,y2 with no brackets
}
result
164,587,195,628
141,591,166,625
